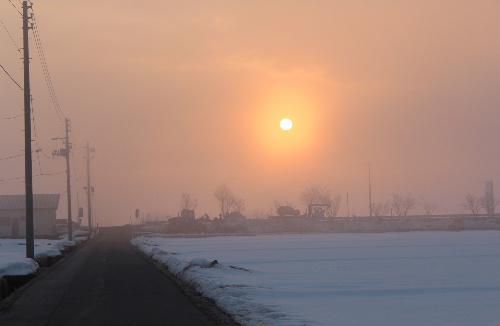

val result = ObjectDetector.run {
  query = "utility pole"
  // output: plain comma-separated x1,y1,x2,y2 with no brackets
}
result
22,0,34,259
53,119,73,240
368,164,373,217
85,143,94,239
346,192,350,218
65,119,72,240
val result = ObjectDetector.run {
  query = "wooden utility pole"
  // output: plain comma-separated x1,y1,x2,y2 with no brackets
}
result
22,0,34,259
53,119,73,240
346,192,350,218
85,143,94,238
368,165,373,217
65,119,73,240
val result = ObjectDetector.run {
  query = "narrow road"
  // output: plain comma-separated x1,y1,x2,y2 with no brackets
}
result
0,227,219,326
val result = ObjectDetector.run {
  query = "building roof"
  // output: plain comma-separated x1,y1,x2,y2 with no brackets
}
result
0,194,60,210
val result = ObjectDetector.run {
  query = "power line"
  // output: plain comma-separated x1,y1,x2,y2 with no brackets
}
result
32,14,63,120
32,117,43,175
0,148,41,161
0,19,21,54
0,63,23,90
30,96,56,168
0,171,65,185
4,114,22,120
6,0,22,15
31,11,66,122
0,152,24,161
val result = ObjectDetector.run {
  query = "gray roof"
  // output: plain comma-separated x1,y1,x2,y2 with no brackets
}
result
0,194,60,210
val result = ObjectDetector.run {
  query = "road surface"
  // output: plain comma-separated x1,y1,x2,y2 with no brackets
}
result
0,227,224,326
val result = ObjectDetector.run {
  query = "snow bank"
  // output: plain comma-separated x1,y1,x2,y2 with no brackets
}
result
0,255,38,277
132,231,500,326
0,237,81,277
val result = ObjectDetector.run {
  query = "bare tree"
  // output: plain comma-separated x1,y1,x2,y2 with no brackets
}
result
214,184,233,217
301,186,332,206
328,195,342,217
479,196,500,216
214,185,245,217
180,193,198,211
422,200,438,216
464,194,482,215
301,186,342,217
372,201,390,217
391,193,416,216
232,197,246,214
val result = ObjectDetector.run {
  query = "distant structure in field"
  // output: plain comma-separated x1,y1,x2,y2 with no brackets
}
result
484,180,495,217
180,209,196,221
307,204,331,219
277,206,301,217
223,211,247,228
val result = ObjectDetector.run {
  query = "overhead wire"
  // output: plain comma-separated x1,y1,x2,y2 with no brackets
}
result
0,148,42,161
4,114,22,120
0,152,24,161
0,1,72,191
0,171,65,185
32,113,44,175
0,19,21,54
30,96,55,164
6,0,22,16
0,63,23,90
31,9,66,122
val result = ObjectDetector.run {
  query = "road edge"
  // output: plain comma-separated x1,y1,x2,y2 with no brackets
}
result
133,246,241,326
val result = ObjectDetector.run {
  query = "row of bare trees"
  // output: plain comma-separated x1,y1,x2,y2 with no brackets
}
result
371,193,499,217
180,185,246,218
180,185,498,219
463,193,500,216
297,187,421,217
214,185,245,217
370,194,419,217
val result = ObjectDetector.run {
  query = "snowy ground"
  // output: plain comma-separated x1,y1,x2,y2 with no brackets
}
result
0,233,86,277
133,231,500,326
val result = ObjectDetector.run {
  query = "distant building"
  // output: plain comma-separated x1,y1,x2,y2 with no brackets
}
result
224,211,247,225
0,194,60,238
307,204,331,219
180,209,195,220
277,206,301,217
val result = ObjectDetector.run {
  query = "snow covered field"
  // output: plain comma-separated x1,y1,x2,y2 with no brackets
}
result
133,231,500,326
0,235,85,277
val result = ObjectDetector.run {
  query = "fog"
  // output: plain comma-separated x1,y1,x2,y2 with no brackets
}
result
1,0,500,225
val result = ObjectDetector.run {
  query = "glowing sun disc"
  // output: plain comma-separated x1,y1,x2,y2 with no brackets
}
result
280,118,293,131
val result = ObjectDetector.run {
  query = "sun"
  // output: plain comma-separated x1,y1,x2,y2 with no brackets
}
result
280,118,293,131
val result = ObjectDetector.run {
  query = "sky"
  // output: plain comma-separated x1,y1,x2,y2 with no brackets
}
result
1,0,500,225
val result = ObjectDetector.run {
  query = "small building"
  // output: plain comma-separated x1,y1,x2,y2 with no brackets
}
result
224,211,247,225
277,206,301,217
0,194,60,238
180,209,196,221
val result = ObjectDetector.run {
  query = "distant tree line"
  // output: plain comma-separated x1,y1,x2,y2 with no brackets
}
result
175,184,499,219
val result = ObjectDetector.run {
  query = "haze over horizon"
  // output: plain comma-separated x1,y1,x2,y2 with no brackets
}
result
1,0,500,225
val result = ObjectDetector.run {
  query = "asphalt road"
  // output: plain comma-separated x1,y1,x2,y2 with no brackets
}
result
0,227,221,326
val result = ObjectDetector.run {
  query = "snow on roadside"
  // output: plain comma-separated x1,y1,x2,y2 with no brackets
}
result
0,236,84,277
132,236,310,325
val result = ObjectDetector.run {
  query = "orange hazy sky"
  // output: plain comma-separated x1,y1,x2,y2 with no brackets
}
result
1,1,500,224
